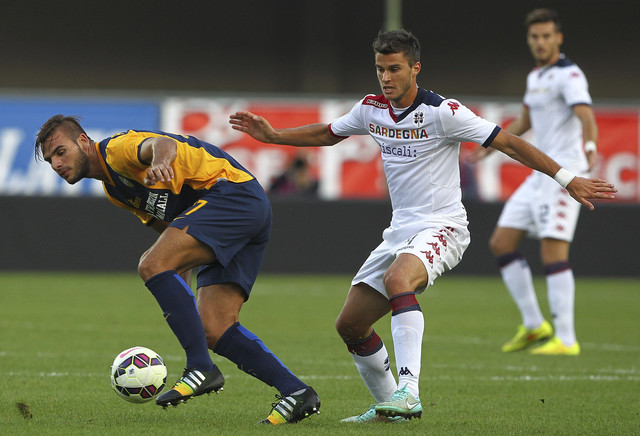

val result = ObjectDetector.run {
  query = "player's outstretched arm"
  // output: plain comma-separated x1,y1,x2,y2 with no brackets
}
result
465,145,494,164
229,111,279,143
466,106,531,165
229,111,342,147
489,129,616,210
564,176,617,210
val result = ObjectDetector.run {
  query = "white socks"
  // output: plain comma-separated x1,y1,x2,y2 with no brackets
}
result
350,345,398,403
347,292,425,402
547,269,576,345
500,253,578,346
500,256,545,329
391,310,424,398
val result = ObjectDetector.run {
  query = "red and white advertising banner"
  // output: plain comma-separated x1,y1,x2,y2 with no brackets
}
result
162,97,640,202
464,103,640,203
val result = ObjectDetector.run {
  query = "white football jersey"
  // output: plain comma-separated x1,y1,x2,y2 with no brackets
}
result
523,55,592,172
329,87,500,227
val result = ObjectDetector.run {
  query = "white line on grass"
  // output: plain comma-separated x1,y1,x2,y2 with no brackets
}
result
9,372,640,382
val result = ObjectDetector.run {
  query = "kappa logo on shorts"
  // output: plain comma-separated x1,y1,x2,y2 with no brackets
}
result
434,233,448,247
419,227,456,266
426,241,440,256
421,250,434,265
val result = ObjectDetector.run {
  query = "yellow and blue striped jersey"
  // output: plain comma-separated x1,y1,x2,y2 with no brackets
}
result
95,130,254,224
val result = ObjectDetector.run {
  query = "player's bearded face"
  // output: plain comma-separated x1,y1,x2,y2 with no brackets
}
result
527,22,563,66
46,136,91,185
66,141,91,184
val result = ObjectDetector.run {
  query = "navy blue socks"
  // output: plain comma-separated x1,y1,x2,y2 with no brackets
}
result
145,270,213,372
214,322,307,395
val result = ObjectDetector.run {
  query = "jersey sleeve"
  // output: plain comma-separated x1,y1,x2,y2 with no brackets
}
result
329,96,372,137
438,99,501,147
562,66,592,107
104,131,150,179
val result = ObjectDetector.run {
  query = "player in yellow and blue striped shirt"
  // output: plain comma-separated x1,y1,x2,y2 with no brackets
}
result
35,115,320,424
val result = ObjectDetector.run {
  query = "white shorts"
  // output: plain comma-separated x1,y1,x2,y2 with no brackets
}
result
351,219,470,297
497,172,582,242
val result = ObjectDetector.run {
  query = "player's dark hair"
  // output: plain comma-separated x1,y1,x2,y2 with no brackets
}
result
373,29,420,66
35,114,88,161
525,8,562,32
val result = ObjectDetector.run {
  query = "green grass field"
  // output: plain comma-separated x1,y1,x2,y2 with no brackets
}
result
1,272,638,435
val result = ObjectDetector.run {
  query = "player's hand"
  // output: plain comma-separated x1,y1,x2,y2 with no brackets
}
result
229,111,276,143
566,177,617,211
144,162,174,185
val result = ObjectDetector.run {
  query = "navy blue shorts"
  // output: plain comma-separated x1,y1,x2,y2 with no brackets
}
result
169,179,272,299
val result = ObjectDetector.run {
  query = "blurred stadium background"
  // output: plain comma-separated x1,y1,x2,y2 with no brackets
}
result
1,0,638,276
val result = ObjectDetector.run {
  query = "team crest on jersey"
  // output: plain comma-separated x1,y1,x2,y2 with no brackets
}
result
128,197,142,208
413,111,425,127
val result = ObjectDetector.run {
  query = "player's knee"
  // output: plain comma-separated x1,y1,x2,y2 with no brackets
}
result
137,254,162,282
489,233,508,256
489,228,522,257
334,316,351,340
335,316,368,343
382,269,412,295
203,329,222,350
198,315,226,350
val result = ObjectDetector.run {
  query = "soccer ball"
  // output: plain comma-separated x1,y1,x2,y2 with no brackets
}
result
110,346,167,403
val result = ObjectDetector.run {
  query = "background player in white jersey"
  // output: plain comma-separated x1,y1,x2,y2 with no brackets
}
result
470,9,599,356
230,29,614,422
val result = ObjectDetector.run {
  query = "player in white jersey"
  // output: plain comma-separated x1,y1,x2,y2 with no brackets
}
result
471,9,599,356
230,29,615,422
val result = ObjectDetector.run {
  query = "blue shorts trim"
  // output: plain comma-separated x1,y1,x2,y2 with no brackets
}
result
169,179,271,298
